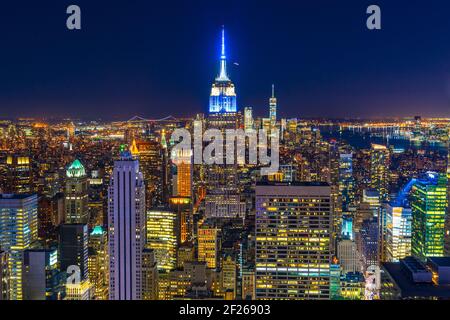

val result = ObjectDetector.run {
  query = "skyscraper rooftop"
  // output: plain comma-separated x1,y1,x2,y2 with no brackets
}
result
66,159,86,178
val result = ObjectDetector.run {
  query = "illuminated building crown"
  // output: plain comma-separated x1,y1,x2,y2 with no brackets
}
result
66,159,86,178
209,26,237,113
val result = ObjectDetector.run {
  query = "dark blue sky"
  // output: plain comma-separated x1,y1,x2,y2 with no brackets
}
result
1,0,450,120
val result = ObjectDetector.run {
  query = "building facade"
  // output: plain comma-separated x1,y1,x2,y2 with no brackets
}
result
411,172,448,260
0,194,38,300
108,152,146,300
255,182,333,299
65,159,89,224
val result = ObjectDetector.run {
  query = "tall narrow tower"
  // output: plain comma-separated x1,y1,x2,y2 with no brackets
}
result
209,26,237,113
108,151,146,300
65,159,89,224
206,26,241,195
445,135,450,255
269,84,277,128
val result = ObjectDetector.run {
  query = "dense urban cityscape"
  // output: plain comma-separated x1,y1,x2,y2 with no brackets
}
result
0,26,450,302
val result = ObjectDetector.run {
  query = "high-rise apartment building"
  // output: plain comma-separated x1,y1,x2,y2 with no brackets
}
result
370,144,390,201
146,208,178,272
198,223,221,270
255,182,333,299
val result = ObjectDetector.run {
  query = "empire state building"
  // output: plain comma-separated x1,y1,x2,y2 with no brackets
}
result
205,27,245,220
209,27,237,113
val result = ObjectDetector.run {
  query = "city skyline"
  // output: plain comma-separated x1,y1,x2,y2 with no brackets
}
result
1,0,450,119
0,0,450,304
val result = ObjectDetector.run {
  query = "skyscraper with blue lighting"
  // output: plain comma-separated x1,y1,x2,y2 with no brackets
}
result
205,27,243,213
209,27,237,113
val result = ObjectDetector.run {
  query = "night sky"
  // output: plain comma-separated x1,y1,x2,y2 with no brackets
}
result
1,0,450,120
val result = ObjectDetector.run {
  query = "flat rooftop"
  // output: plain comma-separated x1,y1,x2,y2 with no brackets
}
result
428,257,450,267
0,193,36,200
383,262,450,298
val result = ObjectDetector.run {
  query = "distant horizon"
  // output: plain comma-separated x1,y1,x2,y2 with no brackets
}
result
2,114,450,123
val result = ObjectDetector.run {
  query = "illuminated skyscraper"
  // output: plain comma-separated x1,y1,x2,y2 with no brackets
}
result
169,197,192,244
269,84,277,128
411,172,448,260
198,223,221,269
65,159,89,224
255,182,333,299
108,151,146,300
370,144,390,201
209,27,237,113
382,203,412,262
134,139,165,208
171,149,192,198
146,209,178,272
445,138,450,255
88,226,109,300
206,27,243,215
0,194,38,300
4,154,33,194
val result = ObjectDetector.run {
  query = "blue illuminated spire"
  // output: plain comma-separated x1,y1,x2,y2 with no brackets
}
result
217,26,230,81
209,26,237,113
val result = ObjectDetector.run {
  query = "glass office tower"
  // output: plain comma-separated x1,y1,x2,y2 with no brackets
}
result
411,172,448,260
